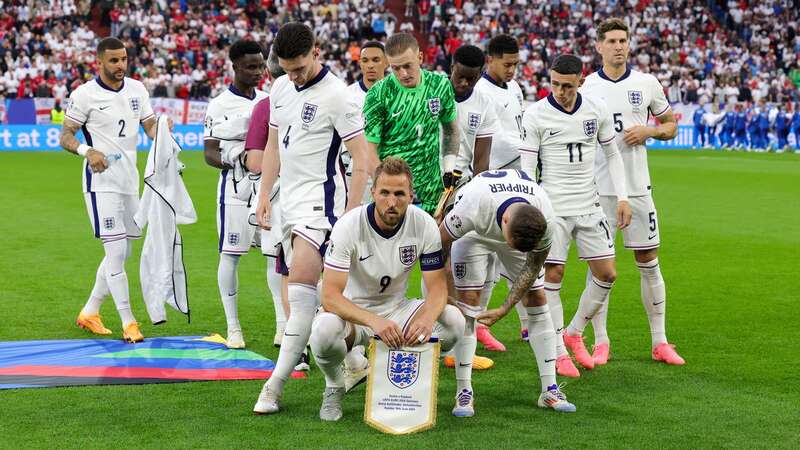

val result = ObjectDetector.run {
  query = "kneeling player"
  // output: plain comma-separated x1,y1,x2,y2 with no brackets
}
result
441,169,576,416
309,157,465,421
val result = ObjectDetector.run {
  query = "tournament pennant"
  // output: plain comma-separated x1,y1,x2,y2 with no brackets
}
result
364,337,440,435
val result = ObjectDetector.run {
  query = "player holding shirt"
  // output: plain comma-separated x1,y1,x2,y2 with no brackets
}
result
61,37,161,343
581,18,684,366
474,34,532,340
252,23,375,415
309,157,465,421
203,40,268,349
441,169,576,416
363,33,460,215
520,54,632,376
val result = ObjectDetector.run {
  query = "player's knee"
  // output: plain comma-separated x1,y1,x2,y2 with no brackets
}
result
596,269,616,283
545,264,564,283
102,238,127,273
634,248,658,264
310,313,344,355
457,289,481,306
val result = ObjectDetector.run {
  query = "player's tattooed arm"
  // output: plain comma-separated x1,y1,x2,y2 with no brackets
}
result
60,118,108,172
477,248,548,327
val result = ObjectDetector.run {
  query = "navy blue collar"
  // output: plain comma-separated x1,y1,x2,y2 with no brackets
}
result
495,197,530,228
547,93,582,115
96,76,124,92
455,89,473,103
358,78,368,93
367,203,404,239
597,65,631,83
228,84,256,100
481,73,506,89
296,66,328,92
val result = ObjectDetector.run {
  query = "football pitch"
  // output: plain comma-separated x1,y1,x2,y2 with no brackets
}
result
1,150,798,448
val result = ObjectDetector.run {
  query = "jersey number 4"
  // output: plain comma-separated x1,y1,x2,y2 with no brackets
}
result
282,125,291,149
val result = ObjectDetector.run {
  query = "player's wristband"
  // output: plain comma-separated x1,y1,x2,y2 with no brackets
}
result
443,154,456,173
77,144,91,157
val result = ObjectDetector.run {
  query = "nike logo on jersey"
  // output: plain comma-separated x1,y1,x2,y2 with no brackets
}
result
284,333,300,337
359,254,373,261
275,104,284,109
391,108,404,118
549,130,562,136
503,103,509,109
99,105,110,111
607,243,614,248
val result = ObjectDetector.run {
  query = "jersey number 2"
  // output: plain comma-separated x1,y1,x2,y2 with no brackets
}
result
117,120,126,137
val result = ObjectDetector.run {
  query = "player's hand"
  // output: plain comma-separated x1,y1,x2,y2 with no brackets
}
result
86,149,108,173
623,126,652,146
476,306,509,327
441,170,462,190
616,200,632,229
371,317,404,349
255,197,272,230
403,315,434,347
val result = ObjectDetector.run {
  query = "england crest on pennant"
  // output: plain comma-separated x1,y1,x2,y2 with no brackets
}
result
627,90,643,107
301,102,317,123
468,112,481,130
583,119,597,138
399,245,417,266
387,350,420,389
428,97,441,116
454,263,466,279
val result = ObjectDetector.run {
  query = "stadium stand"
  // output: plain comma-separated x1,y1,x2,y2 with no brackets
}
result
0,0,797,104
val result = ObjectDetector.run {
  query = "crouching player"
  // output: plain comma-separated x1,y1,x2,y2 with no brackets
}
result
309,157,465,421
440,169,576,416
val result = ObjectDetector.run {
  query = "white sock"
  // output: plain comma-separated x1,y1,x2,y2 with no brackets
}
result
588,268,610,345
103,238,135,327
567,277,613,336
82,257,109,315
344,346,368,370
527,305,556,392
638,258,668,347
266,258,286,331
218,253,241,332
514,300,528,329
309,313,347,388
267,283,318,394
544,282,566,357
454,312,478,393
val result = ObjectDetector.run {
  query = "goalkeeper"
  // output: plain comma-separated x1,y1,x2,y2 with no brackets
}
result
363,32,460,216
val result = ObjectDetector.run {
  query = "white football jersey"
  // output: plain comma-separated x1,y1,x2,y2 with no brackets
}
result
341,79,369,178
520,93,616,217
66,77,155,195
269,68,363,225
204,86,268,206
324,204,444,316
443,169,554,251
474,74,525,170
439,88,499,179
581,68,671,197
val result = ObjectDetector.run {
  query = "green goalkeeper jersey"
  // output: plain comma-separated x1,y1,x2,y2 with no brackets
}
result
364,69,457,214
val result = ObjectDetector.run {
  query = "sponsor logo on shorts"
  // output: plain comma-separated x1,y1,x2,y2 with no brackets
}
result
103,217,115,230
388,350,420,389
454,263,466,279
399,245,417,266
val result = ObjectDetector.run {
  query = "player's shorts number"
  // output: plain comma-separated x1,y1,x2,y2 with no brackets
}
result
613,113,623,133
648,211,657,231
567,143,583,162
117,119,126,137
379,275,391,293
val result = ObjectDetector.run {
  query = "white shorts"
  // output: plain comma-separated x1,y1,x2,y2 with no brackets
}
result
84,192,141,242
277,216,333,275
599,195,660,250
314,298,451,348
546,212,615,265
451,232,544,292
217,203,256,255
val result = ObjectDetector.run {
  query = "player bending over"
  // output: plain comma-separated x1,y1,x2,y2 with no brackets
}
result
309,157,465,421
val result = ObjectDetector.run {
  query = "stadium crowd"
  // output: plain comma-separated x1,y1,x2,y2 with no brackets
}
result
0,0,799,106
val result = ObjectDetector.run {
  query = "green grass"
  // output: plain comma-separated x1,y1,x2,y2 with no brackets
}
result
1,150,798,449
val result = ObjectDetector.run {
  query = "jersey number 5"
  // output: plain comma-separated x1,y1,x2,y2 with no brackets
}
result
613,113,623,133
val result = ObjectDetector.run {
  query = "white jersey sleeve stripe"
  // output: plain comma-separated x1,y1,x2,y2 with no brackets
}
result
519,147,538,154
324,262,349,272
141,112,155,122
340,128,364,141
443,217,459,239
652,104,671,117
66,113,85,124
599,135,615,145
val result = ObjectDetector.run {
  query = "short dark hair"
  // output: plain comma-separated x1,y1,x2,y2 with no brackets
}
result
551,54,583,76
97,37,125,56
374,156,414,189
597,18,629,42
229,39,264,62
361,40,385,53
385,33,419,57
273,22,315,59
508,205,547,252
487,34,518,57
453,45,485,68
